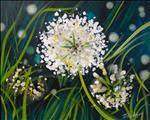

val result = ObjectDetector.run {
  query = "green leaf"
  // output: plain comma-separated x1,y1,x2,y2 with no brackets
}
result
1,96,8,120
22,68,32,120
104,1,124,32
105,22,150,62
120,42,143,69
79,72,115,120
1,88,18,119
123,104,132,119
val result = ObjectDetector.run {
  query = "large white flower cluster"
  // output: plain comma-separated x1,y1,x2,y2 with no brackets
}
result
36,11,108,76
90,64,134,109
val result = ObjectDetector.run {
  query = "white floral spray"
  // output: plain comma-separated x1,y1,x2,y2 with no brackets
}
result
36,11,108,76
90,64,134,109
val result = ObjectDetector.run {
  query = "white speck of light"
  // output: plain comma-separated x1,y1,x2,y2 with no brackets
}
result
26,4,37,15
138,6,145,12
108,32,119,42
129,58,134,63
83,11,86,15
106,2,114,9
139,11,146,18
129,24,136,31
141,54,150,65
140,70,150,81
17,30,26,38
0,22,6,32
23,59,28,65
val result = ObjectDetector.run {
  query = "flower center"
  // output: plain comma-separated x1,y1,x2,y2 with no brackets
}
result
61,33,79,51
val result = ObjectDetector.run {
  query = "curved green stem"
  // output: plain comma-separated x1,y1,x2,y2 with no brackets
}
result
1,96,7,120
105,22,150,62
105,1,124,32
79,72,115,120
120,42,143,69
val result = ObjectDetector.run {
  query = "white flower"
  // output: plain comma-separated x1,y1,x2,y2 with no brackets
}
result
90,64,133,109
93,72,100,78
110,74,116,81
6,65,46,100
37,11,108,76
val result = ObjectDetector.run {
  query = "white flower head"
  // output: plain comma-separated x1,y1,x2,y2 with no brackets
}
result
90,64,134,109
5,64,46,100
37,11,108,76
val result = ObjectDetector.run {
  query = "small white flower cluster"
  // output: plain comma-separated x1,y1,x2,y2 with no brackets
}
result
36,11,108,76
28,77,45,100
6,65,47,100
90,64,134,109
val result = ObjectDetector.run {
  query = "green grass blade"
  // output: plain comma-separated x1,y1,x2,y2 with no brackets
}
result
3,47,11,72
1,88,18,119
2,26,36,83
105,22,150,62
142,90,149,120
104,1,124,32
73,103,79,120
123,104,132,119
1,6,23,76
49,103,61,120
119,2,139,29
135,105,145,116
43,100,60,120
120,42,143,69
129,94,135,115
59,86,78,119
63,91,81,120
134,94,150,114
140,112,144,120
1,96,8,120
22,68,32,120
79,72,115,120
63,98,79,120
103,38,120,60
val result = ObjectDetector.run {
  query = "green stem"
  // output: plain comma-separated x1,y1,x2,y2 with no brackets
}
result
105,22,150,62
22,68,31,120
79,72,115,120
123,104,132,120
1,96,7,120
105,1,124,32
